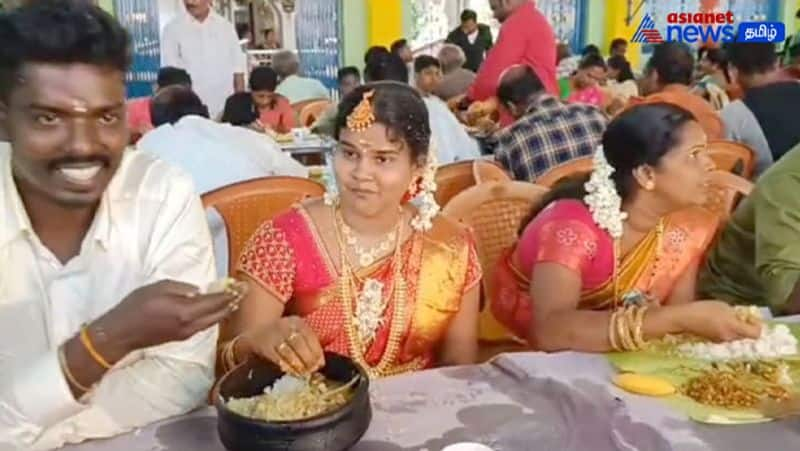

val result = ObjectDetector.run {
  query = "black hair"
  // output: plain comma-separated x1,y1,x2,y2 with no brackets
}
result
236,22,250,40
609,38,627,53
249,65,278,92
335,81,430,162
703,47,727,67
221,92,258,126
338,66,361,82
796,8,800,19
150,86,209,127
582,44,600,57
157,66,191,89
461,9,478,23
578,53,607,71
521,103,697,231
364,53,409,83
645,42,694,85
724,42,777,76
0,0,131,101
264,28,275,37
414,55,441,73
607,55,634,82
364,45,390,65
390,39,409,56
497,66,544,107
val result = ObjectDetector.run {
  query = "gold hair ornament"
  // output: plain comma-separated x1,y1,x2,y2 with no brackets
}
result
346,90,376,132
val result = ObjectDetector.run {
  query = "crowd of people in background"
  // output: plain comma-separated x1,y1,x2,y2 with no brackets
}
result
7,0,800,449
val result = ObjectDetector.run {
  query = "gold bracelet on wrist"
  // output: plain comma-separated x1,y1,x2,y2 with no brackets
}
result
624,306,641,350
617,307,635,350
80,326,113,370
608,309,621,351
58,346,90,393
632,306,649,349
223,335,245,372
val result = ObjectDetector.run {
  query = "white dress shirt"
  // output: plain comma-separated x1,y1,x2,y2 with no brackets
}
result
0,145,218,450
137,115,308,276
423,95,482,164
161,12,246,118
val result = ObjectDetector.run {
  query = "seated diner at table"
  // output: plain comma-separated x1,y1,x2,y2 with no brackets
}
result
0,2,245,449
220,66,295,134
491,103,761,352
217,82,482,379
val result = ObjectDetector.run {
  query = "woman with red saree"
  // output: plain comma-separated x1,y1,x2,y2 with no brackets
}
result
218,82,481,378
492,103,761,352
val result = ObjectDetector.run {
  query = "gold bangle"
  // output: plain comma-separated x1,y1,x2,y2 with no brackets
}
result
58,346,90,393
633,306,649,349
625,306,641,350
80,326,113,370
617,307,636,351
608,309,621,351
223,335,244,372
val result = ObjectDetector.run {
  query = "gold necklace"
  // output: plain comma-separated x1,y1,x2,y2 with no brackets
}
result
612,218,665,308
336,209,400,268
332,206,422,378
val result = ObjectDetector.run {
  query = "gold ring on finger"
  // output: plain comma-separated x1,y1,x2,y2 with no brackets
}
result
287,332,301,342
277,342,291,354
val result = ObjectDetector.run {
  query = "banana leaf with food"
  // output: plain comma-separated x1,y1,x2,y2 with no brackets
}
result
607,322,800,424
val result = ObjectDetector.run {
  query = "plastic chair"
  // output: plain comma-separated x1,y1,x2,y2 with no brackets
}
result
434,159,511,207
534,157,593,188
299,99,332,127
202,177,325,275
702,170,754,221
443,181,549,344
707,140,756,179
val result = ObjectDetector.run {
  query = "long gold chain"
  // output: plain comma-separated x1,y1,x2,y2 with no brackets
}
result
612,218,665,308
332,206,422,378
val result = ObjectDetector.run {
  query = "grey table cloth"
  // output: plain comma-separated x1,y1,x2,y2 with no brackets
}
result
61,351,800,451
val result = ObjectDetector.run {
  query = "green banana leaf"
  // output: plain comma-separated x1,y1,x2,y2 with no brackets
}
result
606,322,800,424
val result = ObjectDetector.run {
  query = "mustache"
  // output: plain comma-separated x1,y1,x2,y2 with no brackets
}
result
48,156,110,171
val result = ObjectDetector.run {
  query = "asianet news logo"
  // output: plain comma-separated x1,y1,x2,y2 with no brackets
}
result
631,12,785,44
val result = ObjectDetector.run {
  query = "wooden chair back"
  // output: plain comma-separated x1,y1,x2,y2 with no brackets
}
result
702,170,753,221
291,98,329,118
707,140,756,179
443,181,549,342
202,177,325,274
534,157,593,188
434,159,510,207
299,99,332,127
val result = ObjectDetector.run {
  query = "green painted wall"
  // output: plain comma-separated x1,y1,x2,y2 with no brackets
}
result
342,0,369,69
783,0,798,33
98,0,114,14
585,0,606,53
402,0,413,39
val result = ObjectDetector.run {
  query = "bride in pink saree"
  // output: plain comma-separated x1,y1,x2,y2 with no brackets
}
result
217,82,482,379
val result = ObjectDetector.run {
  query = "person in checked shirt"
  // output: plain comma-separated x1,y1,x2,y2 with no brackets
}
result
495,65,607,183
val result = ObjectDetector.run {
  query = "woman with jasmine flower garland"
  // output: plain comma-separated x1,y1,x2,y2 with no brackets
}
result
218,82,482,378
492,103,761,352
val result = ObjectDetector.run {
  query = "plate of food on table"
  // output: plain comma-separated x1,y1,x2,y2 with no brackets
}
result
607,305,800,424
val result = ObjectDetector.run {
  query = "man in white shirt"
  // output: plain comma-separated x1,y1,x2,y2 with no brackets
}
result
161,0,246,118
273,50,330,104
137,86,308,276
0,3,243,449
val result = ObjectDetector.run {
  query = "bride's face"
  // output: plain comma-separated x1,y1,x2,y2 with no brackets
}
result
334,123,423,218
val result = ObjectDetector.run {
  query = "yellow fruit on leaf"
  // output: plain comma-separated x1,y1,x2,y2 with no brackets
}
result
614,373,676,397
